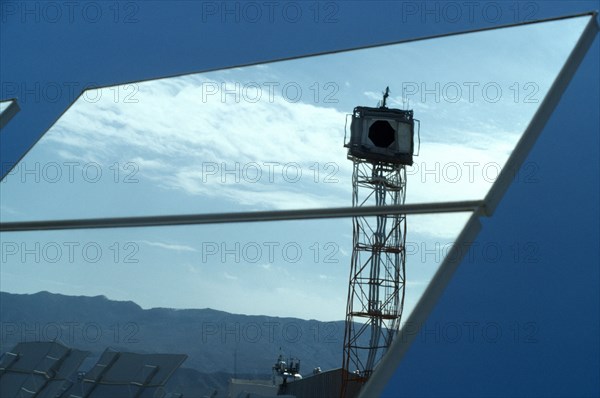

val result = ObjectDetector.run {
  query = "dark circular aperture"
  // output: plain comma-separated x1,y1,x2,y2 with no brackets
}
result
368,120,395,148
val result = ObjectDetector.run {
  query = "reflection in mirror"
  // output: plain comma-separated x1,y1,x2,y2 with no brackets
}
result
0,212,471,320
0,16,589,221
0,99,15,114
0,15,591,394
0,212,472,387
0,99,20,129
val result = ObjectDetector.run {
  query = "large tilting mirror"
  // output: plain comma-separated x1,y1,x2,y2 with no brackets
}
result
0,15,592,398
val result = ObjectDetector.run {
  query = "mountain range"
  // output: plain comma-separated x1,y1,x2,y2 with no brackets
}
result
0,291,345,376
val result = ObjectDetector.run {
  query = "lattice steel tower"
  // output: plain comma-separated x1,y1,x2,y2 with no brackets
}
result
341,88,416,396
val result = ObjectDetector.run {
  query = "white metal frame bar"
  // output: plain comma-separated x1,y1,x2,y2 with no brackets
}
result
0,201,483,232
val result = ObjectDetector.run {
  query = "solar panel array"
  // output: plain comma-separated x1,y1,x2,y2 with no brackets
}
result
0,341,88,398
62,348,186,398
0,342,187,398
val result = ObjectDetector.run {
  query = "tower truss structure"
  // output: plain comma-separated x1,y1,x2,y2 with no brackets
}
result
341,91,414,397
341,159,407,391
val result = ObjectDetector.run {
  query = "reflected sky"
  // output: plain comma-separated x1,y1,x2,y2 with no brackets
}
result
0,99,14,115
0,16,589,320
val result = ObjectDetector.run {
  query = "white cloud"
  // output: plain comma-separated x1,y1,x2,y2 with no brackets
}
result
46,76,353,212
0,204,22,217
224,272,238,280
185,263,200,274
139,240,198,252
39,73,522,238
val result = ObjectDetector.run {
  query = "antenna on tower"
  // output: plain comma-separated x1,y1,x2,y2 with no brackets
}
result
402,95,409,111
381,86,390,108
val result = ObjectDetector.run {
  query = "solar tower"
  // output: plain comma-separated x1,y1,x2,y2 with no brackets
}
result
342,88,416,396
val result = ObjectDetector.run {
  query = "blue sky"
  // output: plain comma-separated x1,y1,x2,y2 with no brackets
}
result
0,16,588,321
